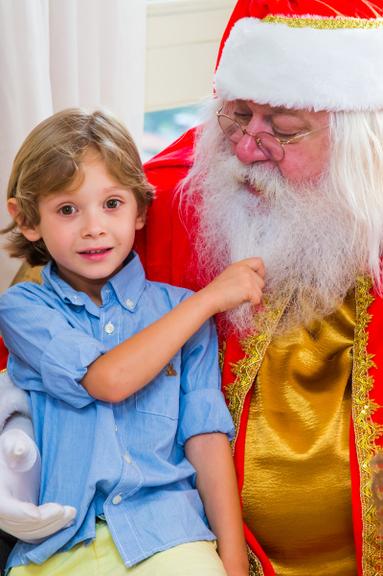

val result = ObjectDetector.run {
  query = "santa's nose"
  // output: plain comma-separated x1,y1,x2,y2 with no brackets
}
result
234,133,268,165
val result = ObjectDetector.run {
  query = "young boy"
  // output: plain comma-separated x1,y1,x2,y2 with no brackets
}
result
0,109,265,576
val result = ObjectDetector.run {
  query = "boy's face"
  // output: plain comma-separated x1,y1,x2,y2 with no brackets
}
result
14,151,145,302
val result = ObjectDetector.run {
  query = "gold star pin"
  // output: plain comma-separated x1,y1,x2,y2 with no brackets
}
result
165,363,177,377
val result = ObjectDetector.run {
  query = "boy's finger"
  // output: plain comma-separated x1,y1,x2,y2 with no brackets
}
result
239,257,265,276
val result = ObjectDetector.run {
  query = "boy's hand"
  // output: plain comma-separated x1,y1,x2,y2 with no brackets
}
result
200,258,265,314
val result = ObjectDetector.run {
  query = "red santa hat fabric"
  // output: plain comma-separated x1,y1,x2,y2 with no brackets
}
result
214,0,383,111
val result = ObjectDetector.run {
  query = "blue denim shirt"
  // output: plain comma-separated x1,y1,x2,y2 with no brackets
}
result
0,253,234,569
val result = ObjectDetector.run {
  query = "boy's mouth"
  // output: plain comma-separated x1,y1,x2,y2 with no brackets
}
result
78,247,113,255
78,247,113,260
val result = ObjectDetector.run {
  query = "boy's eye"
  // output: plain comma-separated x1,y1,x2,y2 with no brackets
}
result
105,198,121,209
59,205,76,216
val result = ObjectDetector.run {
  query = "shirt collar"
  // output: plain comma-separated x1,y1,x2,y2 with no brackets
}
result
41,252,146,312
105,252,146,312
42,262,85,307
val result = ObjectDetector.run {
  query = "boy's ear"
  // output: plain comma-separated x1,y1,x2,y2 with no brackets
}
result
135,210,146,231
7,198,42,242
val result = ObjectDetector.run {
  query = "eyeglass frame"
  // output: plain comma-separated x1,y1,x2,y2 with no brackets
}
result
216,106,328,163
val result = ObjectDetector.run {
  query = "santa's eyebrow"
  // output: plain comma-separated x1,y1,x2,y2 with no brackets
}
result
234,101,307,120
271,107,304,117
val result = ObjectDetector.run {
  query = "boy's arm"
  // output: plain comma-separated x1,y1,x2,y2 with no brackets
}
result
83,258,264,402
185,433,249,576
0,258,263,407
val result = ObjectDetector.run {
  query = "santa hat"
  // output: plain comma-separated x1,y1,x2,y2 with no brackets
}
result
214,0,383,111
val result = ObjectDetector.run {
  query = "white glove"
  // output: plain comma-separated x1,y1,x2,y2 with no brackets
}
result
0,428,76,542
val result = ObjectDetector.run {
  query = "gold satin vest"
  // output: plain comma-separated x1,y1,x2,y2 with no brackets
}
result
242,293,357,575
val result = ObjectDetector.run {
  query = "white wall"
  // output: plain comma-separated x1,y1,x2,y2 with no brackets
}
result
145,0,235,111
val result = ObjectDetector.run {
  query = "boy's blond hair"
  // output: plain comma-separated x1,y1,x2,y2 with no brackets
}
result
4,108,154,266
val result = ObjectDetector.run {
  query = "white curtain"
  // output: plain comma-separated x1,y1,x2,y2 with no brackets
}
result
0,0,147,291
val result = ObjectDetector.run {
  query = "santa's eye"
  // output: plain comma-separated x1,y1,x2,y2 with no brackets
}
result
233,112,252,125
272,129,300,140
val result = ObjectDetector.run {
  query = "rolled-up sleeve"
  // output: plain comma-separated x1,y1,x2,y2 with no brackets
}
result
0,286,106,408
177,317,234,445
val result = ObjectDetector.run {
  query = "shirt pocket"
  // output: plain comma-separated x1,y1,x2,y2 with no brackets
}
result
135,355,180,420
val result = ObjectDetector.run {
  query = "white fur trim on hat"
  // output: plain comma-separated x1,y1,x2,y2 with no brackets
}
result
0,371,30,432
215,17,383,111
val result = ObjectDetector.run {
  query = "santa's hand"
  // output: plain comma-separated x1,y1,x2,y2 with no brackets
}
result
0,429,76,542
0,499,76,543
1,429,39,473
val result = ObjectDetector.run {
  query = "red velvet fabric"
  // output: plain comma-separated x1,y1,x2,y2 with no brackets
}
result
0,338,8,371
366,289,383,451
134,127,198,290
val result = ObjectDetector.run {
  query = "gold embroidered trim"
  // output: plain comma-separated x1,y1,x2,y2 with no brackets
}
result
225,301,288,573
248,547,264,576
352,276,381,575
11,263,42,286
218,340,226,373
226,302,287,447
264,15,383,29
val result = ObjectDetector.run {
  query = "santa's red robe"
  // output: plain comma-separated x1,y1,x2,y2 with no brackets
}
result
137,128,383,576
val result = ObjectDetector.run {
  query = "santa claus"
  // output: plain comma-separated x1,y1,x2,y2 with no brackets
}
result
0,0,382,574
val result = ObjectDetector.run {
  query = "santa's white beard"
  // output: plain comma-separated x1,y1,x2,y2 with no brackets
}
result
186,128,370,336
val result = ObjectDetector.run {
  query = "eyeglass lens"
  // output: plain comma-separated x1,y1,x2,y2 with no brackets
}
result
218,115,284,162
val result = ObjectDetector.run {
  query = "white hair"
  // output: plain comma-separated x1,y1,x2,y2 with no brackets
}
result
329,110,383,289
181,99,383,334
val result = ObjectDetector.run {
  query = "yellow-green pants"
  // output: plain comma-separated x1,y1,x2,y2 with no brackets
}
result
10,522,227,575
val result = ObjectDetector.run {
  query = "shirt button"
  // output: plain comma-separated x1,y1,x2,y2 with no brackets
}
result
125,298,134,310
104,322,115,334
112,494,122,505
123,452,132,464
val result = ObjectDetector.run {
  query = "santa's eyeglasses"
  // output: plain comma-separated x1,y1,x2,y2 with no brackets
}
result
216,106,327,163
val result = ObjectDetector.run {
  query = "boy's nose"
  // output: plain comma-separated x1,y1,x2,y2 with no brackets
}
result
81,214,107,238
